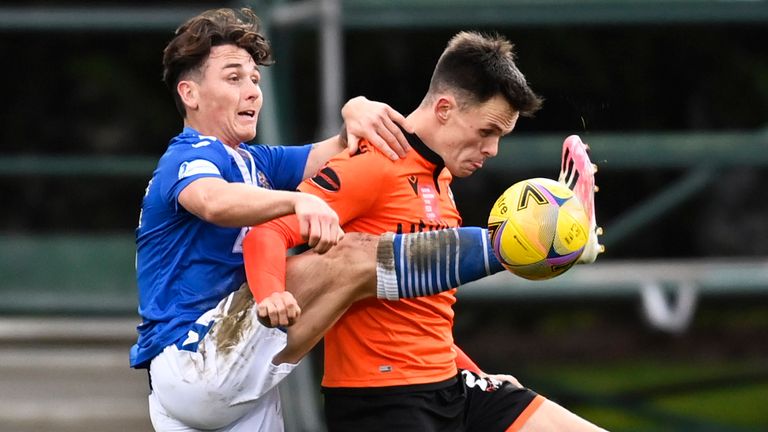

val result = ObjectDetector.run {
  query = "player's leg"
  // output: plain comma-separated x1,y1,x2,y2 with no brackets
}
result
274,233,379,364
460,370,542,432
517,399,607,432
148,391,193,432
558,135,604,263
460,369,606,432
377,227,504,300
149,285,296,431
275,227,507,365
148,383,285,432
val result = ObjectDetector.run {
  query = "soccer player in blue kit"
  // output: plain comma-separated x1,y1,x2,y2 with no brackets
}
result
131,8,418,431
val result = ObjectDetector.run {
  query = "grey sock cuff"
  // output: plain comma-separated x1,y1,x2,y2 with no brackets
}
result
375,232,399,300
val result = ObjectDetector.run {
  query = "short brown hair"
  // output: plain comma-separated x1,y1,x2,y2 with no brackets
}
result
162,8,273,117
426,31,543,117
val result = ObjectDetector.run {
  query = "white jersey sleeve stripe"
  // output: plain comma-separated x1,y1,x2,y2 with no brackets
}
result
178,159,221,179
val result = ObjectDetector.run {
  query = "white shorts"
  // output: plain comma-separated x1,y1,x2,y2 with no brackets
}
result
148,286,299,431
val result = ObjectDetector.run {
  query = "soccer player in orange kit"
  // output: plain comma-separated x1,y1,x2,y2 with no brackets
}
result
245,31,605,431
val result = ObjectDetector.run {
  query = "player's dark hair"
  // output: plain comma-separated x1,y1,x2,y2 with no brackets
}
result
426,31,543,117
162,8,273,117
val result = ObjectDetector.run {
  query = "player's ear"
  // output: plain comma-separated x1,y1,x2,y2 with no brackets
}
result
178,80,199,111
434,95,454,125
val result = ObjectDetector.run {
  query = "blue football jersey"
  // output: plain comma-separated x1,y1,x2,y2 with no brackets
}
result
130,127,311,368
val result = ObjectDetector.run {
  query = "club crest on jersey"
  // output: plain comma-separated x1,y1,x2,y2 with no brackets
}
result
309,167,341,192
255,170,272,189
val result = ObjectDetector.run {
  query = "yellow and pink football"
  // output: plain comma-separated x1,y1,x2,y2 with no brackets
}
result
488,178,589,280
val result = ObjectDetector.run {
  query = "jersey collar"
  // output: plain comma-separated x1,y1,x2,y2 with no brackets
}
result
402,128,448,192
404,128,445,171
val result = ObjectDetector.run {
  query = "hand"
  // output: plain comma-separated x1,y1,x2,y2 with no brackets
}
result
257,291,301,328
341,96,414,160
294,193,344,254
481,372,523,389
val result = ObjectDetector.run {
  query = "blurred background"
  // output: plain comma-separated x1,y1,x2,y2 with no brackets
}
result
1,0,767,431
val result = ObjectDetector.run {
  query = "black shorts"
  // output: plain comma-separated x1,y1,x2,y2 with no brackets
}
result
323,370,543,432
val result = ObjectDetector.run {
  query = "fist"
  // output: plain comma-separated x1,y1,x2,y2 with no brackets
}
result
257,291,301,328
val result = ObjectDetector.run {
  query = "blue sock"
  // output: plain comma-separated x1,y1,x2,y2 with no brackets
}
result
376,227,504,300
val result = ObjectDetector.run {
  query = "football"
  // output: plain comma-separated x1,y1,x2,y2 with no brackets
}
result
488,177,589,280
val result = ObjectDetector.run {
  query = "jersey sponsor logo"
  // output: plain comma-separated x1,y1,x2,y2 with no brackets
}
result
396,219,453,234
309,167,341,192
408,175,419,196
178,159,221,179
420,184,440,219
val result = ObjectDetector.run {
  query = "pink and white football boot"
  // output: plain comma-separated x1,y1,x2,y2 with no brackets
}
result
558,135,604,264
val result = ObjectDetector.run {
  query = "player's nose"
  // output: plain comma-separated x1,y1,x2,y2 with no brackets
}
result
245,81,261,101
482,139,499,158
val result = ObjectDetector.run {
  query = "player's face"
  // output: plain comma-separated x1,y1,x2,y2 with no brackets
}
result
187,45,263,146
440,94,518,178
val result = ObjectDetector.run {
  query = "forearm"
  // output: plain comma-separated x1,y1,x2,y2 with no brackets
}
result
207,185,301,227
243,216,304,301
180,178,301,227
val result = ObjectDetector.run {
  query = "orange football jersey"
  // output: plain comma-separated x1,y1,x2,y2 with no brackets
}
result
298,135,462,388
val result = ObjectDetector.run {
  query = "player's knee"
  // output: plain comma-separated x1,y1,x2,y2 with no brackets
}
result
333,233,378,259
331,233,378,293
